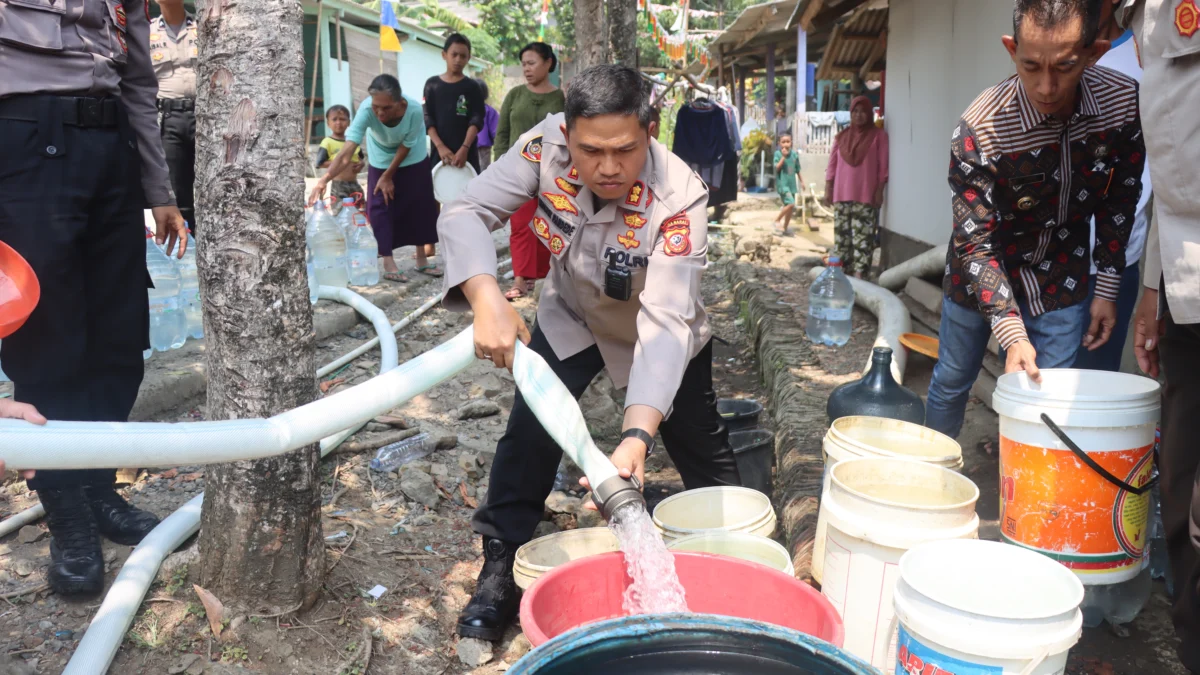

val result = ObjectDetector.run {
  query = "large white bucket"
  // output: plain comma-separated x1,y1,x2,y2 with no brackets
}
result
514,527,621,590
666,531,795,577
894,539,1084,675
652,486,776,543
821,457,979,671
814,416,964,584
991,370,1160,585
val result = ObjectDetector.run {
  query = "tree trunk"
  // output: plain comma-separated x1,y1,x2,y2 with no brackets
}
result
608,0,638,67
193,0,324,612
574,0,609,70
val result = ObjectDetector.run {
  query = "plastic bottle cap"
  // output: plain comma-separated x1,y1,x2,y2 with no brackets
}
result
827,256,842,266
343,198,354,204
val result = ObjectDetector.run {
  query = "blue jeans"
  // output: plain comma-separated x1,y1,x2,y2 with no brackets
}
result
1072,263,1141,372
926,297,1089,438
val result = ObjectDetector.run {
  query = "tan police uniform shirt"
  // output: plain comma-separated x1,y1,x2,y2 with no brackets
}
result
149,13,197,100
439,113,712,418
1121,0,1200,323
0,0,174,207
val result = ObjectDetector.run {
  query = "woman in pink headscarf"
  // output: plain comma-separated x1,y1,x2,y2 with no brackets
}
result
823,96,888,278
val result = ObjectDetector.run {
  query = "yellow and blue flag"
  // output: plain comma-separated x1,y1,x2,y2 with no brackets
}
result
380,1,403,52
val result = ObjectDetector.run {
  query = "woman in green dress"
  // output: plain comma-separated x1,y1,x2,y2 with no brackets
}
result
493,43,565,300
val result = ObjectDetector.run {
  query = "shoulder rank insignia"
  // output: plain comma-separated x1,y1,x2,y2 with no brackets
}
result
617,230,641,250
116,31,127,53
533,217,551,240
549,234,565,255
622,211,647,230
115,3,127,28
521,135,543,163
541,192,578,216
1177,0,1199,37
661,213,692,257
555,177,579,197
625,180,646,207
566,166,580,183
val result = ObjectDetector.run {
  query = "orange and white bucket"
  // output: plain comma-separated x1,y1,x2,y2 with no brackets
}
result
991,369,1161,585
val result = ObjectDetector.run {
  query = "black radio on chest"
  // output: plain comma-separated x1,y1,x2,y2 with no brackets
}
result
604,251,632,301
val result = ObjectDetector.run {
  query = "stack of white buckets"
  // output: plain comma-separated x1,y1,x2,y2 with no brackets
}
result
816,369,1161,675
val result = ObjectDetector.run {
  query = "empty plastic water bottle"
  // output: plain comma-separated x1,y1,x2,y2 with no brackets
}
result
306,245,319,305
370,433,435,472
346,218,380,287
308,201,349,288
176,231,203,339
146,230,187,352
335,197,358,239
1080,564,1152,629
807,256,855,347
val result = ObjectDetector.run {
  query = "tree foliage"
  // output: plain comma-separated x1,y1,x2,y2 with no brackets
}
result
473,0,543,63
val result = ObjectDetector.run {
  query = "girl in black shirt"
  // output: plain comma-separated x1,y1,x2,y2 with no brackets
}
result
424,34,485,174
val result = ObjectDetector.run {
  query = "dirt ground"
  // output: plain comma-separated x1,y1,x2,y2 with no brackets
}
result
0,234,768,674
0,206,1186,673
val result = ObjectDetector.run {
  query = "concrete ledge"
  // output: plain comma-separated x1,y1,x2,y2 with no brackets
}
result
725,260,828,582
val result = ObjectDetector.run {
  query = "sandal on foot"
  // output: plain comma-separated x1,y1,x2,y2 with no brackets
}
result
416,264,444,277
383,271,409,283
504,285,527,300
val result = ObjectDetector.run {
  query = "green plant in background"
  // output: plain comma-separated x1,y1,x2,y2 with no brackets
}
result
739,128,773,186
656,97,682,151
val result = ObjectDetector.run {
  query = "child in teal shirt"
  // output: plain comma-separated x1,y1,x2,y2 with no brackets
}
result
773,133,804,234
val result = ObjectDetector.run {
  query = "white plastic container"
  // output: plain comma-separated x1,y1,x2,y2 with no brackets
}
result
894,539,1084,675
514,527,621,590
176,232,203,339
667,531,794,577
346,220,380,287
145,231,187,352
990,370,1160,586
652,486,776,543
308,201,349,288
814,416,964,583
821,457,979,671
431,162,478,204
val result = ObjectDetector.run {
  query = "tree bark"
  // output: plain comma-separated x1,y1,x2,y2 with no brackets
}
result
194,0,324,612
574,0,609,71
608,0,638,67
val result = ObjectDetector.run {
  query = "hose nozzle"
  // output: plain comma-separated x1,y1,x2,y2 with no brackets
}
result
591,474,645,520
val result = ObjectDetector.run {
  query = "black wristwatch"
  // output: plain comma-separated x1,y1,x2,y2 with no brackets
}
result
621,428,657,457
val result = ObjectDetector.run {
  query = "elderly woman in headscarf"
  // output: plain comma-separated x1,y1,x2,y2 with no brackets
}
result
823,96,888,279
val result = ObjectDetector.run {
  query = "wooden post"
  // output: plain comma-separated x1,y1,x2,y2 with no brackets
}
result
796,24,807,149
736,65,745,120
765,43,776,137
303,1,323,153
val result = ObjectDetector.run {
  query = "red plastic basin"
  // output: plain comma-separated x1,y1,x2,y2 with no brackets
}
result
519,550,844,647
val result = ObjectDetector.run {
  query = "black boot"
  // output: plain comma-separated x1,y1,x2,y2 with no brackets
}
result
83,485,160,546
39,487,105,597
457,537,520,641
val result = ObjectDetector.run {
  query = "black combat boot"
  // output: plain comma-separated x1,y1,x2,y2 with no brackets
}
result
457,537,521,641
39,487,105,597
83,485,160,546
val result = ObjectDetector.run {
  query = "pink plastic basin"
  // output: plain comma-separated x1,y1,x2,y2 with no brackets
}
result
519,550,844,647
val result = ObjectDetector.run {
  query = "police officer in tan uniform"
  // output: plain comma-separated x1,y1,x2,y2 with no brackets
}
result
0,0,187,597
1112,0,1200,665
438,65,742,641
151,0,197,228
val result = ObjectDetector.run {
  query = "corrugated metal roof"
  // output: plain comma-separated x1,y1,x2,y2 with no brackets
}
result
708,1,798,50
815,6,886,78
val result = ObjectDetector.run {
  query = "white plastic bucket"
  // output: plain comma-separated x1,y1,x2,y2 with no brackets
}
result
514,527,621,590
991,370,1160,585
652,486,776,542
821,457,979,671
667,531,795,577
814,416,964,584
894,539,1084,675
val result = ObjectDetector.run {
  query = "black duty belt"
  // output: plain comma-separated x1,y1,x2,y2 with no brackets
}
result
157,98,195,112
0,95,120,128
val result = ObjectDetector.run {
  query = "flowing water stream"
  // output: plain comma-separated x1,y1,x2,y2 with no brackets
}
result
608,502,690,615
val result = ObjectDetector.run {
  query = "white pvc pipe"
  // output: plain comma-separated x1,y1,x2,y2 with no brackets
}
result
66,288,407,675
807,267,913,383
876,246,945,291
0,503,43,539
315,257,511,379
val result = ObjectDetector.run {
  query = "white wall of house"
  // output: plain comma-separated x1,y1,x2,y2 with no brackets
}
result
883,0,1016,247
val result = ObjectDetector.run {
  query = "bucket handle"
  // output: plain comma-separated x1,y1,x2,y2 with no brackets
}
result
1018,645,1051,675
1039,414,1157,496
